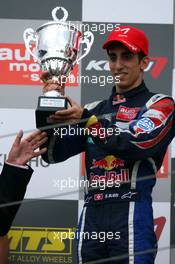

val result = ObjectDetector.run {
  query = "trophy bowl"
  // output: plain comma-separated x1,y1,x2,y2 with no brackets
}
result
35,21,81,78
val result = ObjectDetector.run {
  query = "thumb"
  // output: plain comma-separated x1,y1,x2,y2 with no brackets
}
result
67,96,77,107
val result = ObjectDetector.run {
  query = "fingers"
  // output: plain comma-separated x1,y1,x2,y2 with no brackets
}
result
13,130,23,146
25,130,41,142
66,97,80,108
26,131,47,143
33,147,47,157
42,75,66,96
41,72,67,84
44,82,60,91
55,107,76,116
32,136,48,150
48,107,76,124
48,100,83,123
50,99,78,117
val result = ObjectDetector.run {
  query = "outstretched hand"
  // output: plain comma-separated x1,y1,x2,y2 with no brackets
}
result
6,130,48,166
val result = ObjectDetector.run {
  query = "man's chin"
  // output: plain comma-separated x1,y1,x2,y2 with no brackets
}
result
116,81,130,90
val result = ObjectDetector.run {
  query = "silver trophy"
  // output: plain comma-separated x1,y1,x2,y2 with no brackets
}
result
23,6,94,128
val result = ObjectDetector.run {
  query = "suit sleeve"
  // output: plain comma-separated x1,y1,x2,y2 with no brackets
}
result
41,126,86,164
0,163,33,236
82,95,175,160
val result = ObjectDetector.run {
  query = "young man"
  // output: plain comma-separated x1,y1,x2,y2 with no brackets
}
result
41,26,175,263
0,130,47,263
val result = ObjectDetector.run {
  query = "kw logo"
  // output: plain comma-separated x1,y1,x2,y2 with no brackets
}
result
86,57,168,79
8,226,73,255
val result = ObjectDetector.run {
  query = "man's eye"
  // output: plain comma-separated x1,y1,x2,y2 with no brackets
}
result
109,56,116,62
122,53,134,60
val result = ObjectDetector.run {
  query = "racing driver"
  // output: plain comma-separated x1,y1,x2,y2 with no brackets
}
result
41,26,175,263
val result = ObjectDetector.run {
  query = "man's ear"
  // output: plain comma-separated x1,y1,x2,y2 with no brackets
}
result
140,56,149,71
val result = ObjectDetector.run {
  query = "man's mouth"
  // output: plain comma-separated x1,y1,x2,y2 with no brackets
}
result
115,73,128,78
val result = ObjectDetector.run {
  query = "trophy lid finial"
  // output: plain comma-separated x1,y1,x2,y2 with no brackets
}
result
52,6,69,22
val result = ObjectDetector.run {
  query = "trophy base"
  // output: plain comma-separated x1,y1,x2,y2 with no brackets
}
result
36,96,68,129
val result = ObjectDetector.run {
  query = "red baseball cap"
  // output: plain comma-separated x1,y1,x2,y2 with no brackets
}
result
102,25,149,55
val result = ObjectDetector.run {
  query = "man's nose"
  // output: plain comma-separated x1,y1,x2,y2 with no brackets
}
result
114,58,124,71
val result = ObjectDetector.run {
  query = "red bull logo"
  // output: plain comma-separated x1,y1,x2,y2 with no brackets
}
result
90,170,129,184
90,155,124,171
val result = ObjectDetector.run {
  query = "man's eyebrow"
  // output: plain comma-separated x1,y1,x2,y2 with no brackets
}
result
108,52,116,56
122,51,133,55
108,51,133,56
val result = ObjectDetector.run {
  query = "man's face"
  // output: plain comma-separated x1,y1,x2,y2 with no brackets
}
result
107,43,149,91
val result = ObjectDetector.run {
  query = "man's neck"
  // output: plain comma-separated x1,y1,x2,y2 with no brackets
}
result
115,79,143,94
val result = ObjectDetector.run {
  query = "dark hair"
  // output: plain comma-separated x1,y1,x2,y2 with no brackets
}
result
106,41,122,53
138,51,146,62
106,42,147,62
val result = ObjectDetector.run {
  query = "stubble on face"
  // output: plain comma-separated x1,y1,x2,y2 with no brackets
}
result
107,43,148,93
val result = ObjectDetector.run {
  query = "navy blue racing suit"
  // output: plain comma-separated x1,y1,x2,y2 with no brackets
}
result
42,82,175,264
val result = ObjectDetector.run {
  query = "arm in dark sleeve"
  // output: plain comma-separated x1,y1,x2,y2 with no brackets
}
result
0,163,33,236
41,126,86,164
82,95,175,160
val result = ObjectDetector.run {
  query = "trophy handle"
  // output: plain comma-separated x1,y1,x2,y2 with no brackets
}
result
75,31,94,65
23,28,38,62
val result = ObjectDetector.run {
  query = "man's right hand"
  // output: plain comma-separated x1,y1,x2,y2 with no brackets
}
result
41,72,66,96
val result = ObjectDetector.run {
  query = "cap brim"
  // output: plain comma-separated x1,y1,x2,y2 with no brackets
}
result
102,38,140,54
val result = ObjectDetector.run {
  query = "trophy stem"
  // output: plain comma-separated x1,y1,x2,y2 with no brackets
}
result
52,76,59,81
44,90,61,97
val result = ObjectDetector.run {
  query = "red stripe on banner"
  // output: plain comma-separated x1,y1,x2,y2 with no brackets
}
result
0,43,79,86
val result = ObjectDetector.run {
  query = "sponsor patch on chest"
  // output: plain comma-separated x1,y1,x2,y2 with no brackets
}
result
116,106,140,121
112,94,126,105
